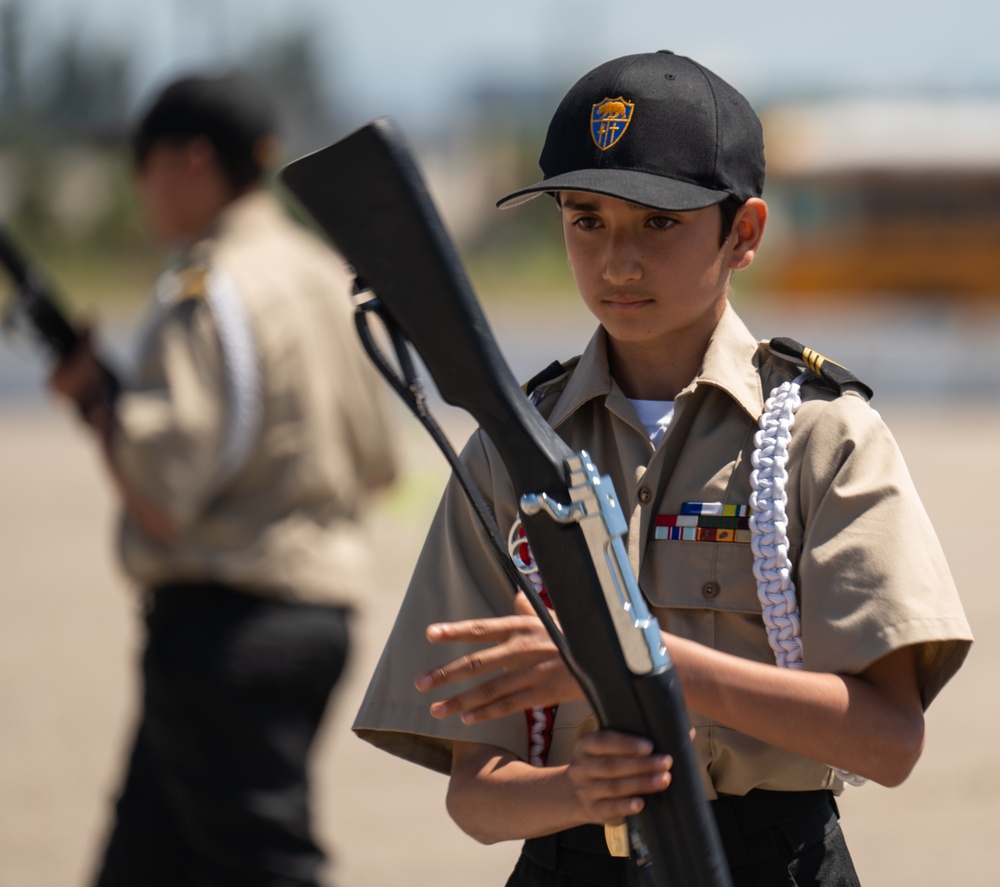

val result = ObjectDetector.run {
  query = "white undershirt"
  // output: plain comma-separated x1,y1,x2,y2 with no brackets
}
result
629,398,675,447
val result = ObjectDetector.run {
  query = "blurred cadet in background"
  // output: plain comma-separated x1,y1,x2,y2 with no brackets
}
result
49,72,398,886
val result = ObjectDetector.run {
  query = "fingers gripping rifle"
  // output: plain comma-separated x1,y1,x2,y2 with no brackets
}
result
0,226,118,406
280,118,732,887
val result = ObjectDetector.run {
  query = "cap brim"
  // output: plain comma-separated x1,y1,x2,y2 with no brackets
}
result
496,168,730,211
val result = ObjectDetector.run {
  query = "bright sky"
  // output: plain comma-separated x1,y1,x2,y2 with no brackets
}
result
8,0,1000,133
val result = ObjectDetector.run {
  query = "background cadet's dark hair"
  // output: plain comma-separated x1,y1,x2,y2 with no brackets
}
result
132,72,278,192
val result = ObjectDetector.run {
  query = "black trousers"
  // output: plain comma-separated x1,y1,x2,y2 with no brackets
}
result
92,582,351,887
507,789,861,887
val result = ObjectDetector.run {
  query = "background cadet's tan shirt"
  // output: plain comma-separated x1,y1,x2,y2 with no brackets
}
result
113,190,397,606
353,303,972,798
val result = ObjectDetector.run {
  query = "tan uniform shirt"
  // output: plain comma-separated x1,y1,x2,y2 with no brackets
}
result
353,303,971,798
114,190,397,606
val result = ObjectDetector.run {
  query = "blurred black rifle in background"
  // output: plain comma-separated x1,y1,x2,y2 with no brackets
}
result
0,225,118,403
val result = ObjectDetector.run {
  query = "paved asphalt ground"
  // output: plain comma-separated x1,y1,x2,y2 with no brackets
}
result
1,304,998,885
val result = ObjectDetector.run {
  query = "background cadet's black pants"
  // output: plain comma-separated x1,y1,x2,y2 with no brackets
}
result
507,789,861,887
92,582,351,887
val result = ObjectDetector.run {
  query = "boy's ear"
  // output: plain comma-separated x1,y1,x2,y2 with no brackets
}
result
728,198,767,270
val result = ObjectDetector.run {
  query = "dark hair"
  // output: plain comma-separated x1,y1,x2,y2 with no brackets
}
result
132,72,277,192
718,196,743,246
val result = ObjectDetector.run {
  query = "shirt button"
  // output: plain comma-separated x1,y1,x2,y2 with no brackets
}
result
638,487,652,504
702,581,719,600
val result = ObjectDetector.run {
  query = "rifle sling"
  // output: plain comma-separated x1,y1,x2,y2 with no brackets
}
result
353,300,579,678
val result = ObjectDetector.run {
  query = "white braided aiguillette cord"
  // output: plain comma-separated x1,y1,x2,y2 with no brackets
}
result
749,375,806,670
750,374,867,787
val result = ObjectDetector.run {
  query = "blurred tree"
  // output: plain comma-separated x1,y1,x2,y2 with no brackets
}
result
0,7,556,307
0,12,333,255
39,36,130,138
1,0,24,116
243,28,336,154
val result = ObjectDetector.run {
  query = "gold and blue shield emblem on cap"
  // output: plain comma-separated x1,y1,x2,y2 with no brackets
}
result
591,97,634,150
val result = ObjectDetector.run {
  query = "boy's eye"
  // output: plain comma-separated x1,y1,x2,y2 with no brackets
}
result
647,215,676,230
572,215,601,230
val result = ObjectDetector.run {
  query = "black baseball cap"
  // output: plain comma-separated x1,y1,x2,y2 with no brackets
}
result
497,51,764,211
132,72,279,190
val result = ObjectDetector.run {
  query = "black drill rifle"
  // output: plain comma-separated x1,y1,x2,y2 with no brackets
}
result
0,225,118,404
0,225,80,360
279,117,732,887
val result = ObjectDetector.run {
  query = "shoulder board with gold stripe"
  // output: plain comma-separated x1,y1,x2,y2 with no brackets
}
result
768,337,873,401
521,360,566,394
523,359,571,396
173,264,210,302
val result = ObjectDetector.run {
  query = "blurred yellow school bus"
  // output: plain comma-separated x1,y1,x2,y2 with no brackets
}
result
755,96,1000,301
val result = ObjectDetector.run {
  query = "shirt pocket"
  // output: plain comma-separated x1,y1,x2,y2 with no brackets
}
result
640,539,761,614
640,539,804,665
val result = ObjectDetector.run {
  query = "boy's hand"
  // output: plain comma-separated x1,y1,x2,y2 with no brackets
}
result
49,326,175,543
49,325,106,410
569,729,674,824
416,591,585,723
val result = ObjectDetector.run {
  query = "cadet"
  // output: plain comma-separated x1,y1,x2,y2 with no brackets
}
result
353,51,972,886
50,73,397,886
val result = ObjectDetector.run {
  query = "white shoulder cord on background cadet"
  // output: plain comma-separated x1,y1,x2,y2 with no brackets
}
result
130,262,262,491
750,373,867,787
206,266,262,490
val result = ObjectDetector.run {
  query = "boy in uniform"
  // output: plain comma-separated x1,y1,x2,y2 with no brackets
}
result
353,51,971,885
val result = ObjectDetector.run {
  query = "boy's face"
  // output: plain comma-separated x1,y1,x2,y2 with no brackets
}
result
134,137,227,246
134,141,199,245
559,192,742,352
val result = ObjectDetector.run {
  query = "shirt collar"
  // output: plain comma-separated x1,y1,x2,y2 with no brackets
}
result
181,189,278,260
546,302,765,429
546,327,613,430
688,302,766,421
212,188,280,239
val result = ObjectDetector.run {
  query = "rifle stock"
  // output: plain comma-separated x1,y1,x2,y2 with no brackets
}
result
280,117,732,887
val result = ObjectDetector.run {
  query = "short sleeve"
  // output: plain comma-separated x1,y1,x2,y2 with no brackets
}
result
792,394,972,707
352,430,531,774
